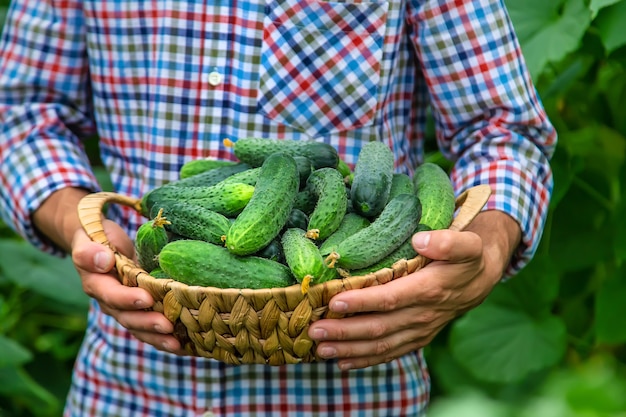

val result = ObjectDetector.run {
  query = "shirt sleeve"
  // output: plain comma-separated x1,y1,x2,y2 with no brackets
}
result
409,0,558,276
0,0,100,255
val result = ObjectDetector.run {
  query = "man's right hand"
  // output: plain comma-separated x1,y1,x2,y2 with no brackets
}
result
71,218,185,354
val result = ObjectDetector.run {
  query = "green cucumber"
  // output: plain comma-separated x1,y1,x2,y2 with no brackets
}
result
347,228,423,276
159,240,296,289
224,137,339,169
412,162,455,230
350,141,395,218
281,228,337,293
219,167,261,186
329,193,422,270
304,168,348,240
285,208,310,231
225,153,299,255
336,159,352,179
318,213,370,256
148,267,171,279
141,181,255,218
254,238,285,263
388,173,415,202
158,201,231,245
167,162,251,188
179,159,239,179
218,156,312,188
134,208,170,271
293,189,317,215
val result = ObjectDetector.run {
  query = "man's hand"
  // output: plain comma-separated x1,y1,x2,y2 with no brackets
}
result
71,220,185,354
308,210,521,370
33,187,184,354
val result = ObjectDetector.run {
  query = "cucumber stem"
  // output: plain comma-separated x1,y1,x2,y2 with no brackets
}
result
305,229,320,240
324,252,339,268
301,275,313,294
152,208,171,228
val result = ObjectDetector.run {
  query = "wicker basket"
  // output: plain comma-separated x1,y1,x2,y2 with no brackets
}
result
77,184,491,365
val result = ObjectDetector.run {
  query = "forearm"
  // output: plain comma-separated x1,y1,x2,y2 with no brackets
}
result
32,188,91,253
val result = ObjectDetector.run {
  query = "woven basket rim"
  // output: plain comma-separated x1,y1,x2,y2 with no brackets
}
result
77,184,492,299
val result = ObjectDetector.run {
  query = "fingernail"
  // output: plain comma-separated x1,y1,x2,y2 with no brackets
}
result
134,299,148,308
94,251,112,272
311,328,327,340
331,300,348,313
339,362,353,371
413,232,431,250
319,346,337,358
154,324,166,334
162,341,172,351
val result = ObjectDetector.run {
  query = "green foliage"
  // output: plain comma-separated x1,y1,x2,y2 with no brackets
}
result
426,0,626,413
1,0,625,415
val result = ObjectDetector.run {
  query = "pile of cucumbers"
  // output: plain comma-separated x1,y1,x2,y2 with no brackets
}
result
134,138,456,293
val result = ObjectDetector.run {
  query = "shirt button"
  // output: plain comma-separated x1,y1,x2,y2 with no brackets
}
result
207,71,222,86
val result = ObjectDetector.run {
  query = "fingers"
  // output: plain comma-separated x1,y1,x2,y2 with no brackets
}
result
70,223,184,354
310,313,448,370
412,229,483,263
112,310,185,355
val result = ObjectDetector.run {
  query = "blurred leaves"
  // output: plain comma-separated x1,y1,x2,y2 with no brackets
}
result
505,0,591,80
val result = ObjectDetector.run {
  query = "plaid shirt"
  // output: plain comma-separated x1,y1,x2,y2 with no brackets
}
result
0,0,556,415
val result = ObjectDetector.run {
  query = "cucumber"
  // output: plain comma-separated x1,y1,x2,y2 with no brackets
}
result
225,153,299,255
134,208,170,271
304,168,348,240
218,156,312,188
159,240,296,289
350,141,395,218
293,189,317,215
347,228,423,276
148,267,171,279
285,208,310,231
336,159,352,179
158,201,231,245
412,162,455,230
179,159,239,179
219,167,261,186
318,213,370,256
166,162,251,188
141,181,255,218
294,156,315,188
224,137,339,169
281,228,337,293
329,193,422,270
253,238,285,263
387,173,415,202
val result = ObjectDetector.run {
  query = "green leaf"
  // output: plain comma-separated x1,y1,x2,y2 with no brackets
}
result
595,265,626,344
588,0,623,18
0,335,32,368
0,240,89,308
428,390,514,417
505,0,591,79
504,255,561,309
0,366,59,416
449,296,567,383
594,0,626,53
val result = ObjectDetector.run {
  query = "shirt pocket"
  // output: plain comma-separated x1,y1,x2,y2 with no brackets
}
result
257,0,388,137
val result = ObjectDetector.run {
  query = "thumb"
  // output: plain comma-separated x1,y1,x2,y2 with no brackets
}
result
412,229,482,263
71,229,116,274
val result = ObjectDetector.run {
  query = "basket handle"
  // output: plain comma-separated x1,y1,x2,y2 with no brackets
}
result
77,191,146,286
449,184,492,232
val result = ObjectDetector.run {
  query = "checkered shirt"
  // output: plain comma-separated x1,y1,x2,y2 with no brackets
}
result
0,0,556,415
